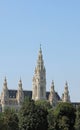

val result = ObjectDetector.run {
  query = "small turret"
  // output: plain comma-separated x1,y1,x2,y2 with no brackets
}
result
37,44,44,70
1,77,9,112
18,78,22,90
3,77,7,89
49,81,57,106
62,81,70,102
16,78,24,105
50,80,54,92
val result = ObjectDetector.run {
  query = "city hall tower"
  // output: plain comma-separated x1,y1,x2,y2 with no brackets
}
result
32,45,46,101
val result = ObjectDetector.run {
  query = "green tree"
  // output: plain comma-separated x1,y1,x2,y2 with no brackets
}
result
58,116,70,130
3,108,19,130
0,113,5,130
75,105,80,130
19,98,48,130
54,102,76,130
35,100,52,110
47,108,56,130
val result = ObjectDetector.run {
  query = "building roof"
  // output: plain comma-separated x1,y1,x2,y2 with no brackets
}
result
8,90,60,100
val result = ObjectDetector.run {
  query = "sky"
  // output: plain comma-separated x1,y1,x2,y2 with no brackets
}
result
0,0,80,102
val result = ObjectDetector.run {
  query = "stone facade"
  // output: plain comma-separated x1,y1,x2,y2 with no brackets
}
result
0,78,24,112
0,46,72,112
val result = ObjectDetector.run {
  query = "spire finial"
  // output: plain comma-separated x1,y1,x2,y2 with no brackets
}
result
20,77,21,81
19,77,22,83
3,76,7,88
40,43,41,48
51,80,54,88
40,44,42,52
4,76,7,83
18,77,22,89
65,81,68,86
52,80,54,84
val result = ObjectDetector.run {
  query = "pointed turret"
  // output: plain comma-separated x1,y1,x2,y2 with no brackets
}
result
18,78,22,90
62,81,70,102
49,81,57,106
37,44,44,70
1,77,9,112
50,80,54,92
32,45,46,101
16,78,24,105
3,77,7,90
2,77,9,97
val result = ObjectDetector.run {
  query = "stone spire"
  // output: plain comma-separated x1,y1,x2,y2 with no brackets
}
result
2,77,9,96
50,80,54,92
18,78,22,90
37,44,44,70
62,81,70,102
32,45,46,101
16,78,24,105
1,77,9,112
3,77,7,90
49,81,57,106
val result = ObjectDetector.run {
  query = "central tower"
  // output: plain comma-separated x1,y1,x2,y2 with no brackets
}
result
32,45,46,101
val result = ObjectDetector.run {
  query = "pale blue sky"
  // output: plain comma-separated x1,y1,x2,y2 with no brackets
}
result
0,0,80,102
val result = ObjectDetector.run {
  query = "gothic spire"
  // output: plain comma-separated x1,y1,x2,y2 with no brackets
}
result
19,77,22,84
40,44,42,53
18,78,22,89
64,81,69,93
37,44,44,70
17,78,24,105
49,80,58,106
3,77,8,89
62,81,70,102
4,77,7,83
51,80,54,89
38,44,42,59
65,81,68,87
32,45,46,101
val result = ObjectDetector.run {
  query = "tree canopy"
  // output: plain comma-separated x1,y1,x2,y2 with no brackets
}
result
54,102,76,130
19,98,48,130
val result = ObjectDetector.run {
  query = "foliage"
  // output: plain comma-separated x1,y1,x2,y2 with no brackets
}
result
35,100,52,110
75,105,80,130
0,99,79,130
54,102,76,130
47,108,56,130
19,98,48,130
0,112,5,130
3,108,19,130
0,108,19,130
